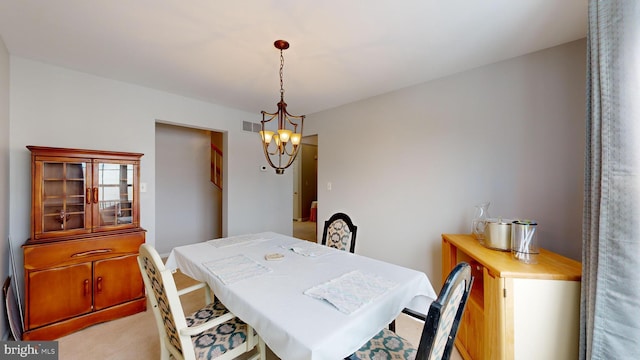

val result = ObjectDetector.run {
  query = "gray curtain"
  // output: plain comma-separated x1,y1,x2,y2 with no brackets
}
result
581,1,640,359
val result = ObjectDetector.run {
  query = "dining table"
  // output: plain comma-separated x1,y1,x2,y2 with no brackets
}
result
165,232,437,360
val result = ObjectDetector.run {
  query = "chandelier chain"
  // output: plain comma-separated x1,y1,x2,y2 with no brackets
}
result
279,50,285,98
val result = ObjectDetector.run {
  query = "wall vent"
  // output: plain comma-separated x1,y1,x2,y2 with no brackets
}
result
242,121,261,133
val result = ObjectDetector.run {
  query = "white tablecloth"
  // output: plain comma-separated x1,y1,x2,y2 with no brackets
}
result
165,232,436,360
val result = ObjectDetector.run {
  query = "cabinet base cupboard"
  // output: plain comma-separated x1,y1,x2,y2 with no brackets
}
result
442,234,581,360
23,146,147,340
23,231,146,340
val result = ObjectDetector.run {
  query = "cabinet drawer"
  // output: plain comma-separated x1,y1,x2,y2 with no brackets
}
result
24,231,145,270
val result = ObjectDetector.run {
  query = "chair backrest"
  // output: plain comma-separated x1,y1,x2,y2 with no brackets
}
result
3,277,23,341
321,212,358,253
137,244,192,358
415,262,473,360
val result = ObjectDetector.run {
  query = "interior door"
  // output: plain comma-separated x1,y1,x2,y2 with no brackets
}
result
293,153,302,220
300,142,318,220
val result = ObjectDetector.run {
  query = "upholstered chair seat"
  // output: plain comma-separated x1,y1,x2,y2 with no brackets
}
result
352,328,417,359
189,315,251,360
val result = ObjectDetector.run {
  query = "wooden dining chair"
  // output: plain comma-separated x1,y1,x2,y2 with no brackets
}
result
321,212,358,253
348,262,473,360
137,244,265,360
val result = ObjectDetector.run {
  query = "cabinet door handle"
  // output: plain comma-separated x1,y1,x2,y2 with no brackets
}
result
96,277,103,293
71,248,113,258
83,279,89,296
93,187,99,204
86,188,91,204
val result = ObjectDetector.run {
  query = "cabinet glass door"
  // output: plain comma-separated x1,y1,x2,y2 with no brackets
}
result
36,160,90,238
93,161,135,230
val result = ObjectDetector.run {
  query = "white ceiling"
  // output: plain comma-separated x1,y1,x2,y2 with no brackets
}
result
0,0,587,115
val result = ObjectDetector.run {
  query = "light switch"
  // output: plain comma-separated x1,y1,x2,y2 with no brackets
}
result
140,183,147,193
327,182,332,191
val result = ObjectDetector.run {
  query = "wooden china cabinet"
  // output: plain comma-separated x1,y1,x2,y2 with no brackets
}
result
22,146,147,340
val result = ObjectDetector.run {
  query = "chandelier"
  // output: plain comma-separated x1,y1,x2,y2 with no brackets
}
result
260,40,305,175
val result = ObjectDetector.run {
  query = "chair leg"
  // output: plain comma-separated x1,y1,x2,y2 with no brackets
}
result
159,344,170,360
258,338,267,360
158,331,171,360
388,319,396,332
247,335,266,360
205,287,212,304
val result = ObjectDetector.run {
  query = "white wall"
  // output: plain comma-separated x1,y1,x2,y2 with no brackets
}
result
8,57,294,297
309,40,587,287
0,35,11,340
155,123,222,255
6,39,587,307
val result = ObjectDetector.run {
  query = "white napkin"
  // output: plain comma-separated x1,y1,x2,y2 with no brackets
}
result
283,242,334,257
203,255,272,284
304,270,397,314
207,234,270,248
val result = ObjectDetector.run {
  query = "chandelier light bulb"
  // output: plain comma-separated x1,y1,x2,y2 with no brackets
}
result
278,129,292,143
290,133,302,146
260,130,274,144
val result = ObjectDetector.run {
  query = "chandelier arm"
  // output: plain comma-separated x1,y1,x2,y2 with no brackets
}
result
282,110,304,119
284,114,304,142
261,111,279,119
261,144,280,169
280,146,300,169
266,144,279,156
266,143,297,172
283,113,304,128
281,141,291,156
283,144,299,156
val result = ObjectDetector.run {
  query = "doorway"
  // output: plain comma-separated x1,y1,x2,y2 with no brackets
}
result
155,123,224,254
292,135,318,241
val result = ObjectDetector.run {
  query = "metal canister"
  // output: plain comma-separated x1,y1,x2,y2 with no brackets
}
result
484,218,513,251
511,220,538,264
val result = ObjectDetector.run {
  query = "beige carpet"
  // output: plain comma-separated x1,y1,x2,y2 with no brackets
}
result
292,220,317,243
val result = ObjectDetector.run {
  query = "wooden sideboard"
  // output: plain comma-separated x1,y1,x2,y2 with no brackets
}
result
442,234,581,360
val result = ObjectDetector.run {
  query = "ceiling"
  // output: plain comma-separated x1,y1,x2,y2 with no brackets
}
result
0,0,587,115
